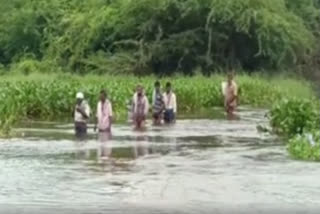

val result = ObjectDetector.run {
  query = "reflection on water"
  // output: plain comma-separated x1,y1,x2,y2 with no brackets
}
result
97,132,112,162
1,108,320,213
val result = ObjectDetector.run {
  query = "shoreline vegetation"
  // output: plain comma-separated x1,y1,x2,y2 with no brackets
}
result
0,72,316,127
0,73,319,162
0,0,320,161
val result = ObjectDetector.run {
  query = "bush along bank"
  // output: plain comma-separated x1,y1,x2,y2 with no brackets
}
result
269,98,320,161
0,73,315,136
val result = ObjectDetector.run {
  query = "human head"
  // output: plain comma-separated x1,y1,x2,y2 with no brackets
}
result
227,72,234,84
76,92,84,105
166,82,172,93
154,81,160,92
100,89,107,102
137,85,144,96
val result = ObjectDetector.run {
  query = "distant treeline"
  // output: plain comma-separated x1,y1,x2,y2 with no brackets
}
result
0,0,319,75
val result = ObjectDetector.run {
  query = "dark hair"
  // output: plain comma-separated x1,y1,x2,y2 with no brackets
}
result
166,82,171,88
154,81,160,87
100,89,107,96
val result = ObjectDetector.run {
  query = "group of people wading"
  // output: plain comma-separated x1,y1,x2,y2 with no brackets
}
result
73,73,237,138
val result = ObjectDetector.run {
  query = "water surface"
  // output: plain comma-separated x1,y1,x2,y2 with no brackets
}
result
1,108,320,213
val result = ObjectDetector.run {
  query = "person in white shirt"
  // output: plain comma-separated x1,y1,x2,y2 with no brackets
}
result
132,85,149,129
163,82,177,124
94,90,112,133
74,92,90,139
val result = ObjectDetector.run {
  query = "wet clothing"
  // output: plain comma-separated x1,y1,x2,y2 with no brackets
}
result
163,91,177,123
75,122,87,139
96,100,112,132
152,90,164,119
133,94,149,127
74,100,90,138
222,81,238,111
164,109,175,123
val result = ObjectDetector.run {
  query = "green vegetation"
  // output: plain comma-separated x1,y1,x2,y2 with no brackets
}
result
0,0,320,161
270,98,319,137
0,73,315,136
0,0,319,75
288,131,320,161
270,98,320,161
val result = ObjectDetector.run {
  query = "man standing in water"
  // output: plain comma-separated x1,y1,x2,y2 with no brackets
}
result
74,92,90,139
95,90,112,133
132,85,149,129
163,82,177,124
222,72,238,114
152,81,164,125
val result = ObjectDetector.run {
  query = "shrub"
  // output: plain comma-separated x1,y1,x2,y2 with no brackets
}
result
288,131,320,161
0,0,319,74
270,98,319,136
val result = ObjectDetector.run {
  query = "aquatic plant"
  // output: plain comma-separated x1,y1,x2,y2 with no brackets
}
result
269,98,319,137
288,131,320,161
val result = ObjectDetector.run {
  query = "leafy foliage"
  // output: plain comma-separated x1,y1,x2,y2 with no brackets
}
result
0,0,319,74
270,98,319,137
288,131,320,161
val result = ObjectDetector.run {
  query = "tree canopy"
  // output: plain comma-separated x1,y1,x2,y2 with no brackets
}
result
0,0,319,75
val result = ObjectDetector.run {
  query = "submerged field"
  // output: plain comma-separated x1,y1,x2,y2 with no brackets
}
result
0,73,316,134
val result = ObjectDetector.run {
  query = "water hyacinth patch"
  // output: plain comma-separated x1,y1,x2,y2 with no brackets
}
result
269,98,319,137
288,131,320,161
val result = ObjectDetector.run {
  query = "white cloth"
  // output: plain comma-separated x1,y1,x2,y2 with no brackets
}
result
163,92,177,113
222,81,238,97
74,100,90,123
96,100,112,130
222,81,238,108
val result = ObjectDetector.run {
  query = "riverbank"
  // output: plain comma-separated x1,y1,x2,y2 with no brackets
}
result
0,73,315,135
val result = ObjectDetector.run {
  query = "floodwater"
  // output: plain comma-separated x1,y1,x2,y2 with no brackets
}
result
1,108,320,214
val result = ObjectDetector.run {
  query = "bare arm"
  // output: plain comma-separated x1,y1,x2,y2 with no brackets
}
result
76,107,89,119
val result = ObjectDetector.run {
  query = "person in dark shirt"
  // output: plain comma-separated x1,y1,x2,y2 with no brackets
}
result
152,81,164,125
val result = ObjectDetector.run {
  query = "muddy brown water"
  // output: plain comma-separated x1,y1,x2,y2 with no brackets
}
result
1,107,320,214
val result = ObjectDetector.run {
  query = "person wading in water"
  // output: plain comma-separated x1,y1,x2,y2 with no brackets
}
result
94,90,112,133
74,92,90,139
163,82,177,124
222,72,238,115
152,81,165,125
132,85,149,129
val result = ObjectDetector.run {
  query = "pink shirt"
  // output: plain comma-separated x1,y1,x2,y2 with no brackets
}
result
96,100,112,131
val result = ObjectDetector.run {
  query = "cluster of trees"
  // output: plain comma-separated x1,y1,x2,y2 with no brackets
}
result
0,0,319,75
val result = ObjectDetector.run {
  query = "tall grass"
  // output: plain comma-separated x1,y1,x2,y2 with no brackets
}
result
0,73,316,135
